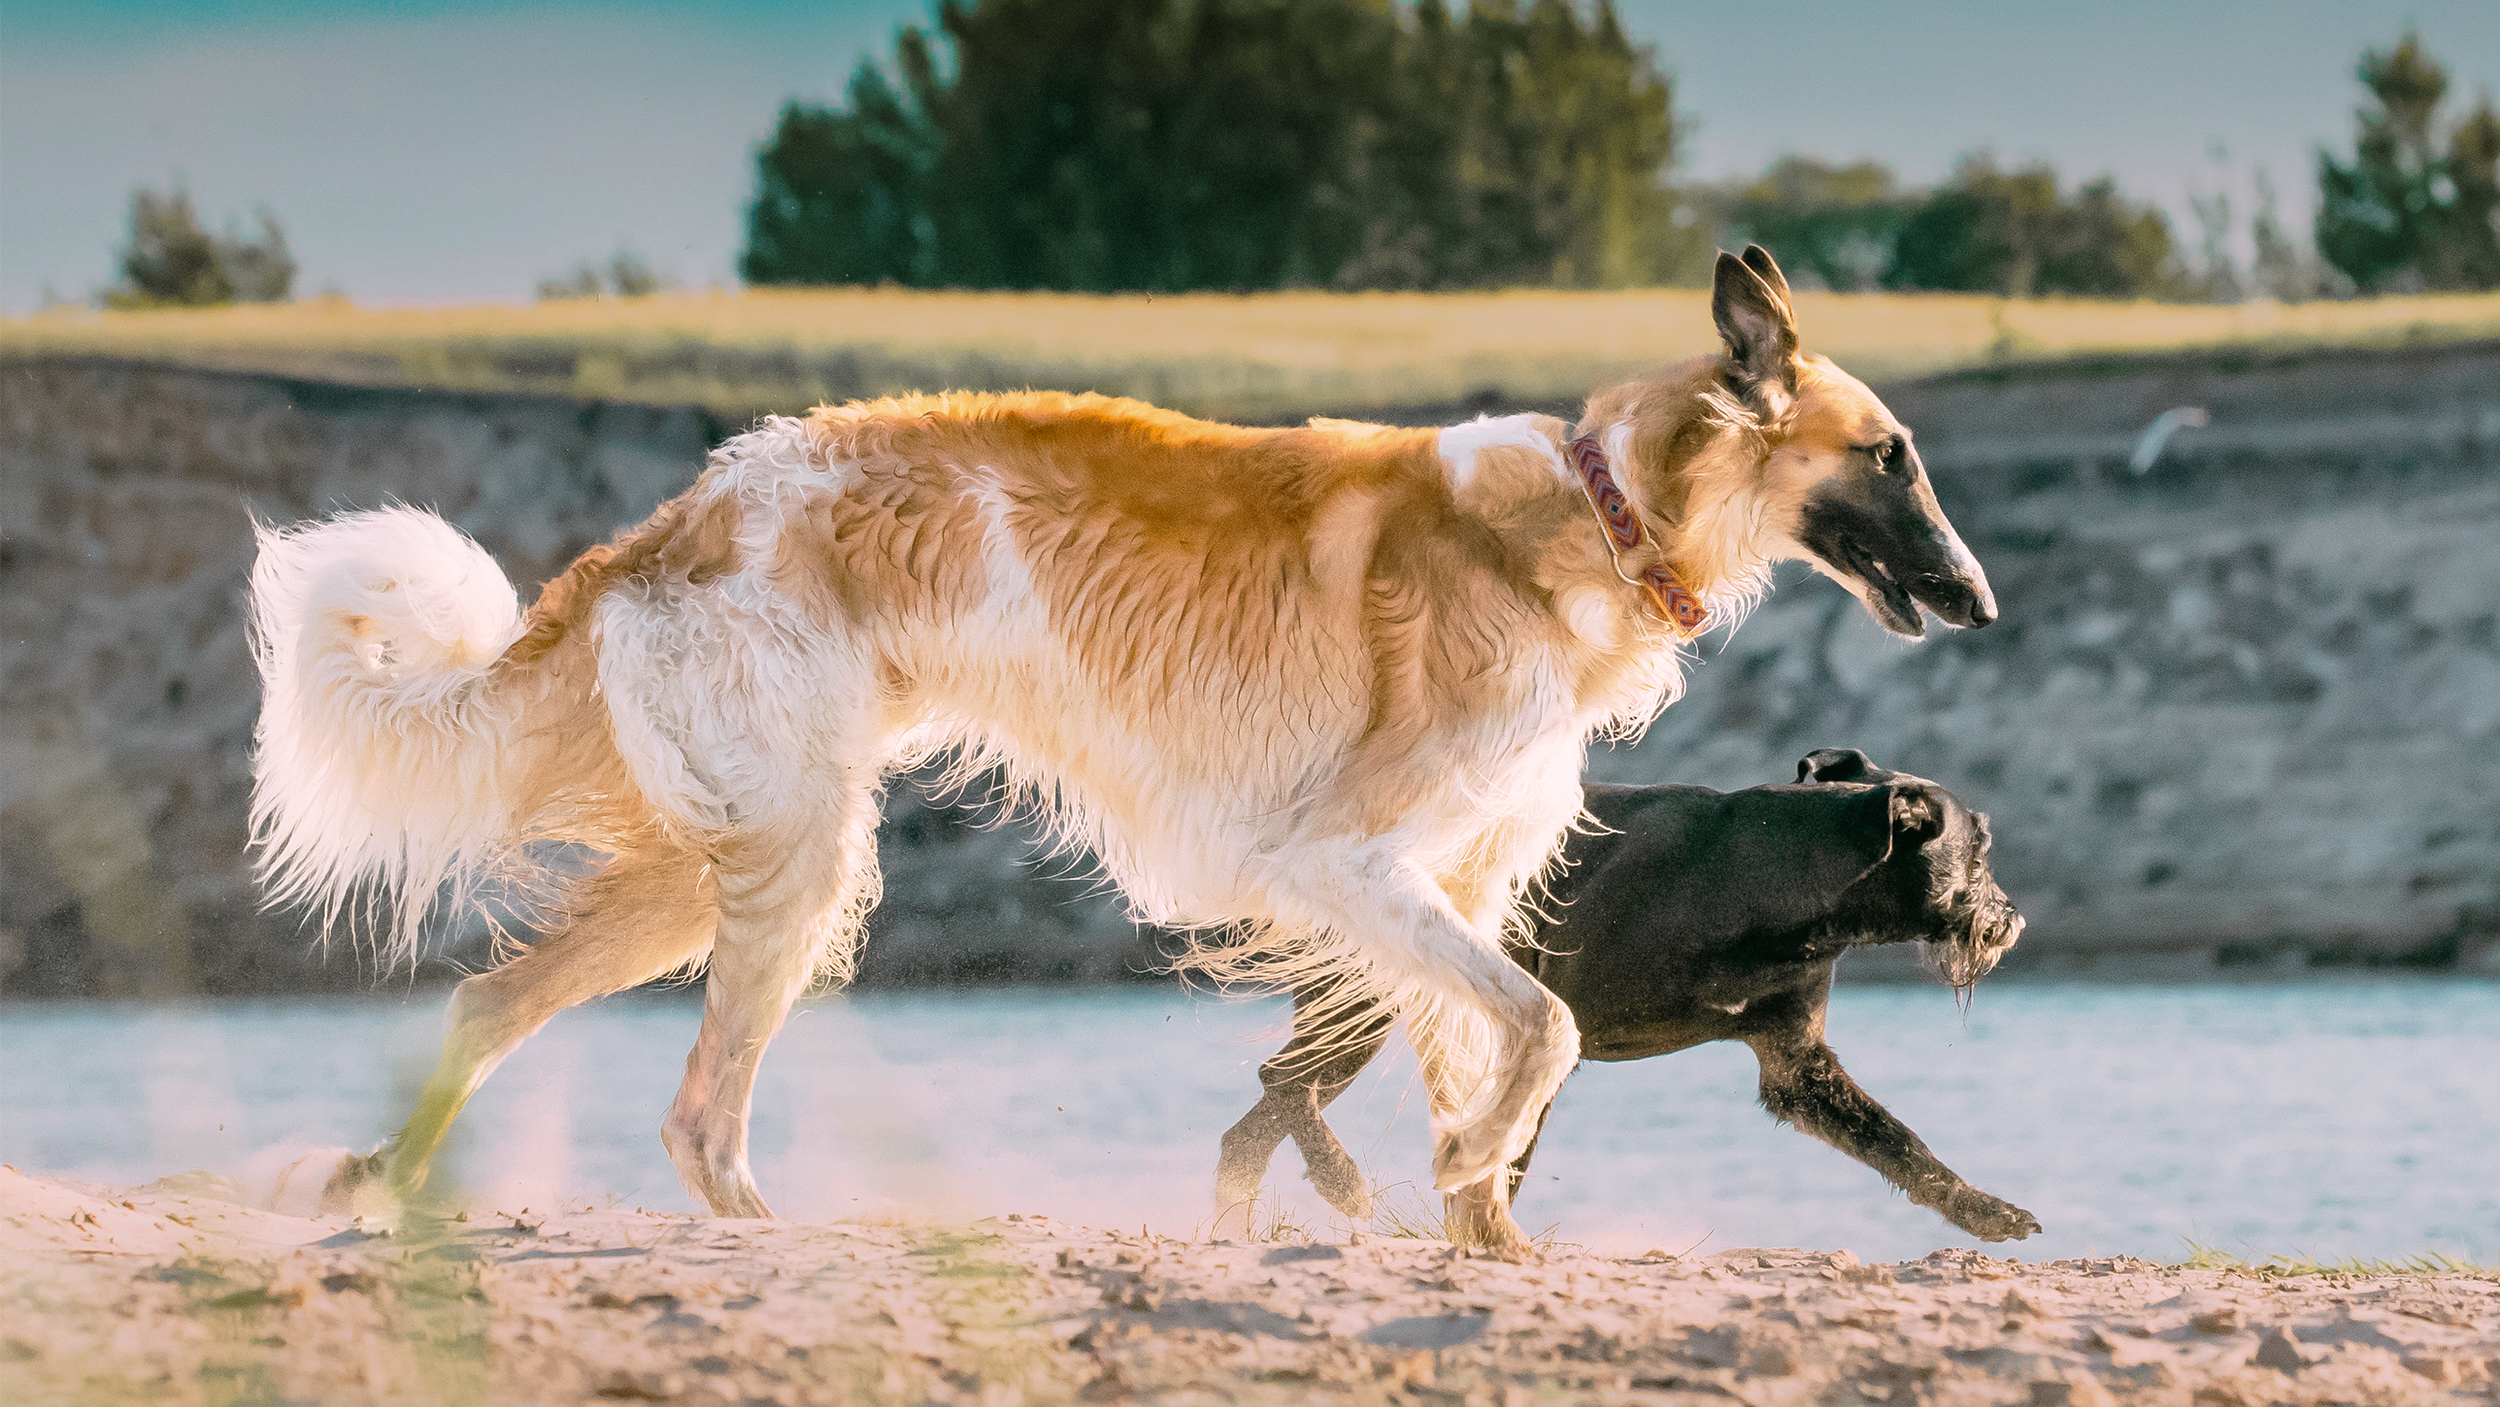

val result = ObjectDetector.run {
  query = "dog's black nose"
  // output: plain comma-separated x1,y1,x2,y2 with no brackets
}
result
1913,575,1997,629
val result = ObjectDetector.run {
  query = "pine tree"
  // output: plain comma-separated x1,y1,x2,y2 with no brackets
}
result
103,187,297,309
2316,32,2500,293
737,0,1686,291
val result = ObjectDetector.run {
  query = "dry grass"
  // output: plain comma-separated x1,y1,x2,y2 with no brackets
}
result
7,286,2498,421
2181,1242,2497,1279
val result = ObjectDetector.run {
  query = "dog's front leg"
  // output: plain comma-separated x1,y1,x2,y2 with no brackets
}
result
1748,1032,2041,1242
1264,842,1577,1259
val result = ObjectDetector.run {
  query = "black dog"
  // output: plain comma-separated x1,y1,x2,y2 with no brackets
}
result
1216,749,2040,1244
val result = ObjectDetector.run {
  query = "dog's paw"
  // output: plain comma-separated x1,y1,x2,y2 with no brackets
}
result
1306,1169,1373,1221
242,1144,377,1218
322,1150,390,1216
1300,1148,1373,1220
1944,1188,2041,1242
1443,1179,1534,1262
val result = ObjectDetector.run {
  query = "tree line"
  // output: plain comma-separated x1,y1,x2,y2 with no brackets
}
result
743,6,2497,299
99,188,295,309
742,0,1693,293
90,11,2496,306
1717,31,2494,299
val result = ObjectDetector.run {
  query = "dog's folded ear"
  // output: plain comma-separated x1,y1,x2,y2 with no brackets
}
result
1890,783,1947,841
1797,748,1876,784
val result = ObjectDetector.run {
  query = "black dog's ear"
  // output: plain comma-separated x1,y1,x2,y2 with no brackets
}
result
1890,783,1947,842
1712,248,1800,409
1797,748,1876,784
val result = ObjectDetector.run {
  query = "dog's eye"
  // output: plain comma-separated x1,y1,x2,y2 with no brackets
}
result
1873,438,1903,470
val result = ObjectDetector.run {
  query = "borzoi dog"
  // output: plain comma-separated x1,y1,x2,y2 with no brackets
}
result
1218,749,2035,1246
247,247,1993,1255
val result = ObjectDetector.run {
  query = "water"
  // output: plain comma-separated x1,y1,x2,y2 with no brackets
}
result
4,980,2494,1265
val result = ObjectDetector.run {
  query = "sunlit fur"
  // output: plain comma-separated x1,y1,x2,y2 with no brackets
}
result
248,322,1934,1248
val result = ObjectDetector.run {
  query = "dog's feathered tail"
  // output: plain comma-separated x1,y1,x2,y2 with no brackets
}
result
248,507,541,964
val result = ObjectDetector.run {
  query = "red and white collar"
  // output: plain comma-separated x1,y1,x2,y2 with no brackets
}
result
1566,433,1709,639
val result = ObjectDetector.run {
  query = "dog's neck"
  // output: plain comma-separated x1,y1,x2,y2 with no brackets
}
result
1574,359,1788,625
1436,363,1785,647
1560,431,1709,638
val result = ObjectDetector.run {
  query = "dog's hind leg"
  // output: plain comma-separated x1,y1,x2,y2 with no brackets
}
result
1746,1017,2040,1242
1216,984,1395,1220
357,843,719,1207
660,772,881,1219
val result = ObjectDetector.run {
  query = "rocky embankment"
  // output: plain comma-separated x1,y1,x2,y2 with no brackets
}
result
1619,341,2500,975
4,1167,2494,1406
2,343,2496,995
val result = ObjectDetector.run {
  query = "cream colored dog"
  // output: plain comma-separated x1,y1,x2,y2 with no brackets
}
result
248,247,1991,1254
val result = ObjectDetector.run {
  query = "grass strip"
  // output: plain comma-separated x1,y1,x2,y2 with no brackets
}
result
9,287,2498,421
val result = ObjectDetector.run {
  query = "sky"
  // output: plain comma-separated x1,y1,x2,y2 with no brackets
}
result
1,0,2494,312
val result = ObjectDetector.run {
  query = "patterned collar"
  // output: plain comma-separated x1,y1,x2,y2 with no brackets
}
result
1566,433,1709,639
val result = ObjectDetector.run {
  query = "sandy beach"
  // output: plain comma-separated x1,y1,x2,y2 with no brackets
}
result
3,1166,2492,1406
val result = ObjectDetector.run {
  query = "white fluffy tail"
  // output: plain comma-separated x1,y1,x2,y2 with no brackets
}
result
248,508,529,963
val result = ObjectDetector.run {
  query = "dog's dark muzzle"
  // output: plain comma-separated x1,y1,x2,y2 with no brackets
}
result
1928,885,2022,991
1800,465,1997,637
1910,570,1997,629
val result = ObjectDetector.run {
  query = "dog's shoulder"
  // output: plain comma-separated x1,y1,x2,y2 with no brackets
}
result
1568,783,1733,872
1580,781,1725,822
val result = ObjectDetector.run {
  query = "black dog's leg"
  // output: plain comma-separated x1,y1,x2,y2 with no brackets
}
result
1748,1030,2040,1242
1216,989,1395,1219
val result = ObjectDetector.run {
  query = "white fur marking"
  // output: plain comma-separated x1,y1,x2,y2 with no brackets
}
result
1604,423,1637,492
1437,414,1568,495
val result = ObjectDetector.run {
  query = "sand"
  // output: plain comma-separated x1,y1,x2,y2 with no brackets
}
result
2,1165,2492,1406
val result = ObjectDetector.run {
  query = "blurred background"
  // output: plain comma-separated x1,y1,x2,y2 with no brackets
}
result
2,1,2495,1264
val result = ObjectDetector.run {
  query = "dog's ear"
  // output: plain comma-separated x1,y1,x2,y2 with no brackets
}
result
1712,247,1799,409
1890,783,1947,843
1739,243,1793,306
1797,748,1876,784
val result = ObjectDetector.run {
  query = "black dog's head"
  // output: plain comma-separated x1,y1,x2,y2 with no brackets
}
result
1796,748,2023,992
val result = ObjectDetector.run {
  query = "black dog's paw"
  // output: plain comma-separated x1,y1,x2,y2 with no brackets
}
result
1944,1188,2041,1242
1301,1149,1373,1220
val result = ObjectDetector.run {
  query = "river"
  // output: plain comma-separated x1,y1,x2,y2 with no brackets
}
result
3,977,2493,1265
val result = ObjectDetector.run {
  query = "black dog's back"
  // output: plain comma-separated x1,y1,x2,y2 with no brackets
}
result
1538,781,1898,1060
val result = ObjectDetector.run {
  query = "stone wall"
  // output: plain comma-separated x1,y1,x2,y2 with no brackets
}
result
2,344,2494,995
0,357,1148,995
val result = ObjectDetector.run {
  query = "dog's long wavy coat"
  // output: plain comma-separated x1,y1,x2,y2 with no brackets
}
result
248,248,1993,1253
